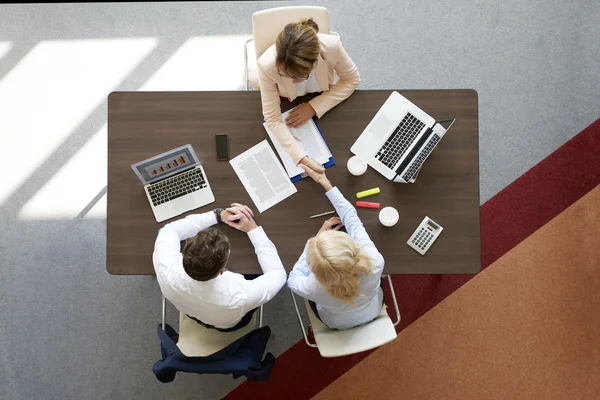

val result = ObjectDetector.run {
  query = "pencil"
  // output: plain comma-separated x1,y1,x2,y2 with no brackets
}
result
309,210,336,219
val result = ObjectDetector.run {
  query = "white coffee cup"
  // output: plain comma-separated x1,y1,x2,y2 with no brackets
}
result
347,156,367,176
379,207,399,227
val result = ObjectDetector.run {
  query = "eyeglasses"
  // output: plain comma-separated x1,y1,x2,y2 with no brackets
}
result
278,60,317,80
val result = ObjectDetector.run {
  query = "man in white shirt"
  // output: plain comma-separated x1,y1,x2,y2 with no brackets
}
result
152,202,287,331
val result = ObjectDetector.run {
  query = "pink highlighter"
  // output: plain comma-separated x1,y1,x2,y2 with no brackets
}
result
356,201,380,209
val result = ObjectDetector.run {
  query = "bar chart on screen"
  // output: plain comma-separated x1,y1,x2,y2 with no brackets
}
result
149,156,189,176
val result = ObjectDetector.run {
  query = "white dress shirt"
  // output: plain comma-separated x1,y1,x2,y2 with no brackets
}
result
294,71,322,97
287,187,385,330
152,211,287,329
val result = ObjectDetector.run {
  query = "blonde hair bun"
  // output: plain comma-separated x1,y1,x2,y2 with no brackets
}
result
307,230,376,303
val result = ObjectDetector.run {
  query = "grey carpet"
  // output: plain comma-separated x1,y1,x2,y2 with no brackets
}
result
0,1,598,400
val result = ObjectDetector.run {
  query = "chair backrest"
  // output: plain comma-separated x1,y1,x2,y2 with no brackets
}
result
305,299,397,358
176,312,259,357
252,6,331,60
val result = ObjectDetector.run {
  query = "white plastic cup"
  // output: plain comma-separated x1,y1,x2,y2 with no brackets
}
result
347,156,368,176
379,207,399,227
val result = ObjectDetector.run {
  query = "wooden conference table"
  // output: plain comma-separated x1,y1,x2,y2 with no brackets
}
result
107,90,479,275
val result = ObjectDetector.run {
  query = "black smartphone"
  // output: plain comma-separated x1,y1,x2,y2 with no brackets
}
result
215,133,229,161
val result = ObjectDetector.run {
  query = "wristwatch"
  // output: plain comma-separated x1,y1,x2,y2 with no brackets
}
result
214,208,224,224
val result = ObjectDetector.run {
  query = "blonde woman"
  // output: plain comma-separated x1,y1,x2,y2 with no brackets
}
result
287,165,385,330
254,17,360,173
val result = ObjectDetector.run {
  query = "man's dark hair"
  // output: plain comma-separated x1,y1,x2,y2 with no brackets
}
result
182,228,230,281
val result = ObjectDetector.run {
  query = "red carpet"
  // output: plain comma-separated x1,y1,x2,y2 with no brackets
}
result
224,118,600,400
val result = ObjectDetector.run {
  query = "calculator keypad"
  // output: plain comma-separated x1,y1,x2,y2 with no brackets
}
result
411,228,434,250
407,217,443,256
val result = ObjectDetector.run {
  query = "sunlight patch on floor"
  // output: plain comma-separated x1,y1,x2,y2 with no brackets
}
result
18,124,107,220
84,191,107,220
0,42,12,60
0,37,157,207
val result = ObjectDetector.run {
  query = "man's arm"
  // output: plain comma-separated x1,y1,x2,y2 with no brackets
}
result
242,226,288,308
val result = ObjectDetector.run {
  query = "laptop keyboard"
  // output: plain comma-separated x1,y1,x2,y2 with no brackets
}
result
401,135,441,181
148,167,207,206
375,112,426,169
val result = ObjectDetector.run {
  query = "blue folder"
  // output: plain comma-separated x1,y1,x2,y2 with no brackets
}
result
264,110,336,183
290,116,336,182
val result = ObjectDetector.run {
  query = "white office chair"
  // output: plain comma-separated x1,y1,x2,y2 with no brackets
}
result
244,6,338,91
290,275,401,358
161,296,263,357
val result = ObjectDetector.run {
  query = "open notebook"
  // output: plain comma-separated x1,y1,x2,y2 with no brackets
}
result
263,109,335,182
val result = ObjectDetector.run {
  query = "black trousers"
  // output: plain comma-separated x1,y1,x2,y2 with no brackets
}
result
308,278,386,329
186,273,261,333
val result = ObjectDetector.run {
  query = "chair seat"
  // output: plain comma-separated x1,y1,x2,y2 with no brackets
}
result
177,313,259,357
244,6,333,91
305,300,397,358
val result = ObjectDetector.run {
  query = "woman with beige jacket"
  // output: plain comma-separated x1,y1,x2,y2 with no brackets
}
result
255,18,361,172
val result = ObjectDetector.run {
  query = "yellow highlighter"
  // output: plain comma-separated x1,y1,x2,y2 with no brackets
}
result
356,187,380,199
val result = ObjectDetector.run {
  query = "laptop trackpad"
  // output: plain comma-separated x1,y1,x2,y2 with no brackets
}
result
173,195,196,212
368,113,395,139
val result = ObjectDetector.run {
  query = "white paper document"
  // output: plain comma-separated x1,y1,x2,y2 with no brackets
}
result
229,140,297,213
263,110,331,178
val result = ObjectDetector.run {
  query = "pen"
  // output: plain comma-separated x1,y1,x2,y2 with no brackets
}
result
309,210,336,219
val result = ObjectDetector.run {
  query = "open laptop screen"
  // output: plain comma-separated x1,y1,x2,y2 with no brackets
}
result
131,144,199,185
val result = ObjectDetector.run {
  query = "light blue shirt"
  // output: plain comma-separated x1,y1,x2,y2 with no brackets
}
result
287,187,384,330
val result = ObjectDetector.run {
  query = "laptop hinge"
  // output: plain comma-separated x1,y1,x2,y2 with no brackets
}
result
394,127,434,178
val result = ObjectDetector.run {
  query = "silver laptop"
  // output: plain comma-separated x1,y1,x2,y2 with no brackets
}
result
131,144,215,222
350,91,455,183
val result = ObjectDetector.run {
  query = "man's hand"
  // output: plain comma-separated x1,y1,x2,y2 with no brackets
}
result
299,164,333,191
318,217,343,234
225,214,258,233
222,202,254,223
285,103,315,128
299,156,325,174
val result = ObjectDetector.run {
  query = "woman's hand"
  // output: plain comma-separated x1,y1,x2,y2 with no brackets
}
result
285,103,316,128
318,217,343,234
299,164,333,191
299,156,325,174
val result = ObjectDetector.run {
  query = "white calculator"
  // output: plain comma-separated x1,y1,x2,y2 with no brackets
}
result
407,216,443,255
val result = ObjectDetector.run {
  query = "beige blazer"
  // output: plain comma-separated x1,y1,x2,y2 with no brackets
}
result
257,33,360,164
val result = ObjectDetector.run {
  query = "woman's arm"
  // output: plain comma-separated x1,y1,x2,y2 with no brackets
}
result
299,165,384,265
325,187,373,247
257,62,307,165
308,37,360,119
325,187,385,276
